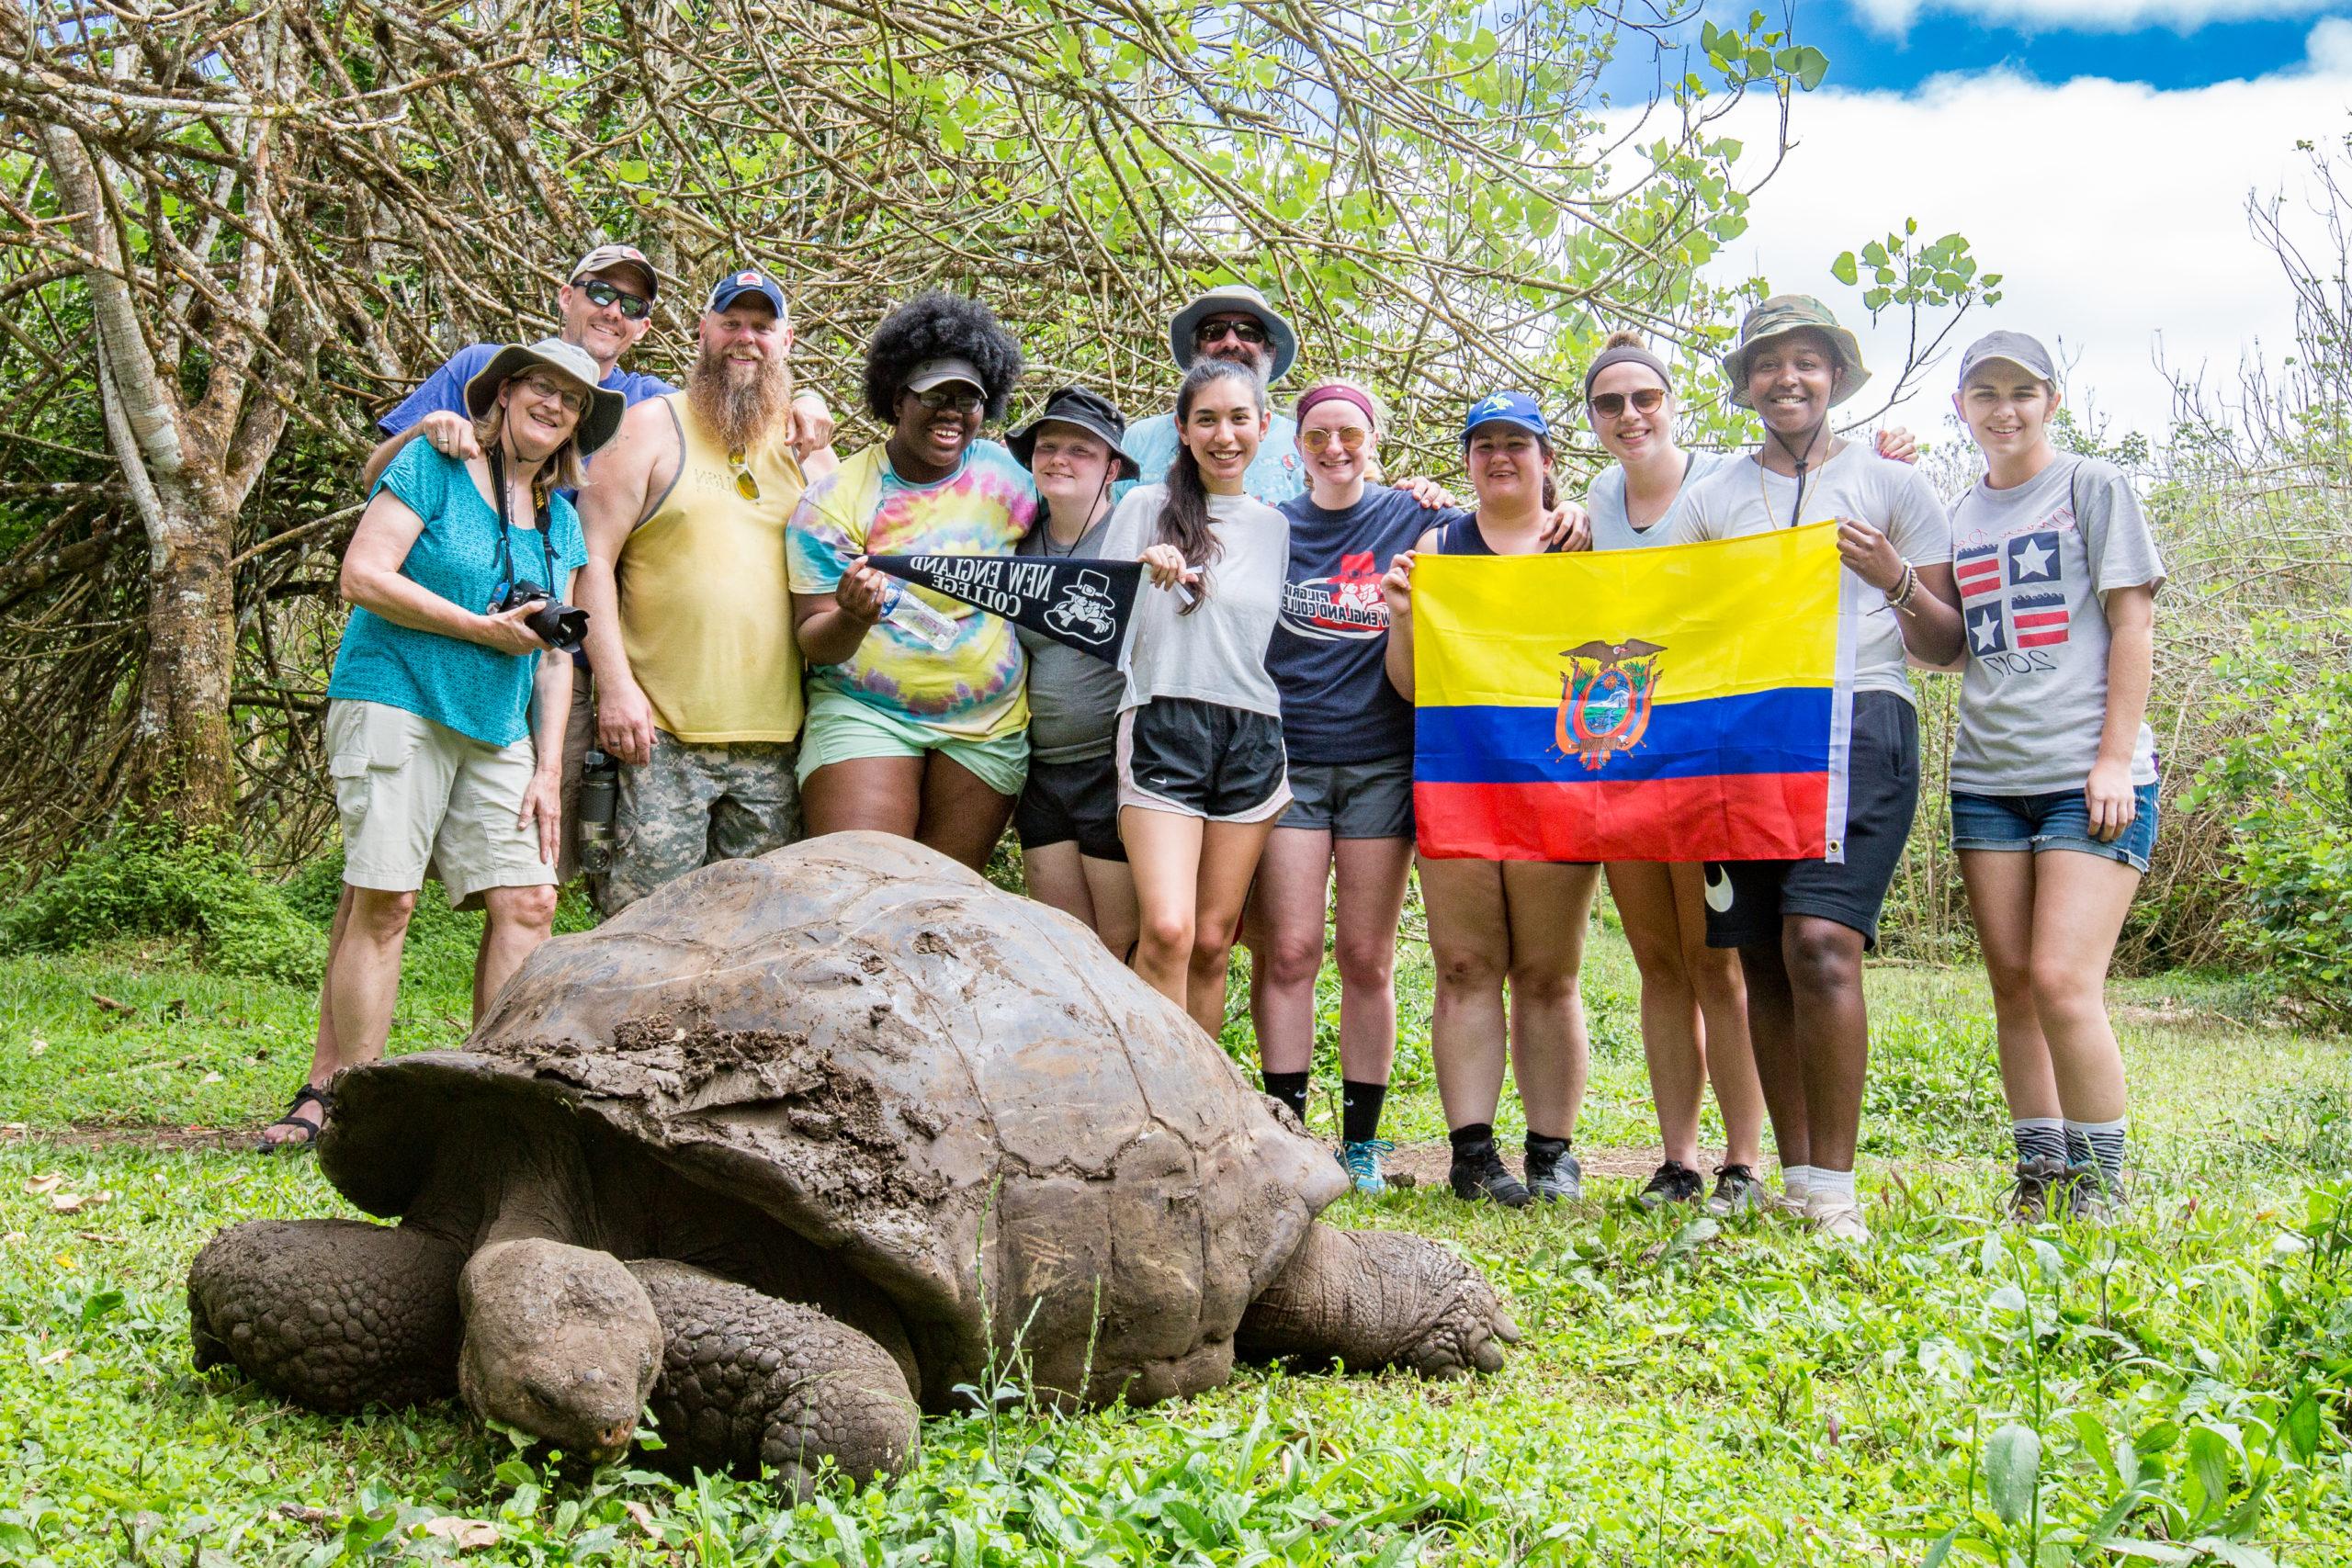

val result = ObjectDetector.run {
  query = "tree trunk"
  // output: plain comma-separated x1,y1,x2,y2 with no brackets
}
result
127,488,239,828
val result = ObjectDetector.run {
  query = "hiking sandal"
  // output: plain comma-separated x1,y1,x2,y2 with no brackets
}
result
255,1084,334,1154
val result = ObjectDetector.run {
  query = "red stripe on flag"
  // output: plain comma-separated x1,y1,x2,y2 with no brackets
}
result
1414,773,1832,863
2018,629,2069,648
2014,610,2067,628
1956,560,2002,597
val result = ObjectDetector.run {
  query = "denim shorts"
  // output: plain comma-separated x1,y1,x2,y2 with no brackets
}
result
1950,782,2158,874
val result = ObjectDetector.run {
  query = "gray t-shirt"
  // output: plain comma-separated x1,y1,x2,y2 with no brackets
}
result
1100,484,1289,718
1014,512,1127,764
1948,455,2165,793
1586,450,1737,552
1665,443,1953,705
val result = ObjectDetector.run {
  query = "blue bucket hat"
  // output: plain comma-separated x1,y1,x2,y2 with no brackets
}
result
1461,389,1550,445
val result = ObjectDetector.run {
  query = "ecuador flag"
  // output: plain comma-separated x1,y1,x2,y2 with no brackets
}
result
1412,521,1853,864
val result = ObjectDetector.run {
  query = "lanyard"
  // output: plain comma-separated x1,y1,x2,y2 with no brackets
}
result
488,443,555,597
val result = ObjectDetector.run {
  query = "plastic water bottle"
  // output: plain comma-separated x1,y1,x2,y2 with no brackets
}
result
876,578,960,651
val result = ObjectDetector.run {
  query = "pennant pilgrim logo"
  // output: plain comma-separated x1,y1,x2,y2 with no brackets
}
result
1555,638,1665,770
1042,570,1121,648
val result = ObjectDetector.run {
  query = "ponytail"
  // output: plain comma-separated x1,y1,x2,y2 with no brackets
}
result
1156,358,1262,615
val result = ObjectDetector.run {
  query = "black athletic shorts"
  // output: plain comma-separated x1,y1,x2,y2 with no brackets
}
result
1703,690,1919,952
1014,751,1125,862
1115,697,1291,824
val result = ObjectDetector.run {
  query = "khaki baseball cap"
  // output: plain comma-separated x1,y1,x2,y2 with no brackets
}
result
570,243,657,301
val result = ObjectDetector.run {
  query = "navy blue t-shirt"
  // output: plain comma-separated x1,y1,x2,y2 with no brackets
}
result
1269,485,1464,766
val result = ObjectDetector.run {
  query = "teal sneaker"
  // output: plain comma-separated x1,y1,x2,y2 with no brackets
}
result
1336,1138,1395,1195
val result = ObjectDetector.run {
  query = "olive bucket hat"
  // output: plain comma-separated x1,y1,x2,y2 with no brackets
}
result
1721,294,1871,410
463,337,626,456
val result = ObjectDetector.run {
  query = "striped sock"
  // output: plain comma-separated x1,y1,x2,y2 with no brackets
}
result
1810,1168,1858,1202
1781,1165,1815,1201
2063,1122,2095,1168
2067,1117,2128,1191
2014,1118,2067,1167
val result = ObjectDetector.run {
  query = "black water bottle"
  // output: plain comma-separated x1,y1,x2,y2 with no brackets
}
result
578,749,618,874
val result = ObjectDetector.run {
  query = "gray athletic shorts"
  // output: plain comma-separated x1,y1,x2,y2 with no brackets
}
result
1277,753,1414,839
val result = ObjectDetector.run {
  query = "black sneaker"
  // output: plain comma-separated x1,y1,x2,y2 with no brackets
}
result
2007,1154,2070,1223
1450,1140,1532,1208
1637,1160,1704,1210
1706,1164,1766,1216
1525,1143,1584,1202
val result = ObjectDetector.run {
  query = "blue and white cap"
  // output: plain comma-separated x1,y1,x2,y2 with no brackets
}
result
1461,389,1549,445
707,265,787,317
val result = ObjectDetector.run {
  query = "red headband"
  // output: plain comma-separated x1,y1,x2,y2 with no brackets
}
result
1295,383,1377,429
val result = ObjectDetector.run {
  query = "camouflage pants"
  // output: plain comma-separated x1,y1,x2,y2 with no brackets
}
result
602,734,803,915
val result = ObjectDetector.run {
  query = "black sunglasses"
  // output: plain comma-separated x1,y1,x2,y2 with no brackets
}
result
1196,318,1269,346
908,385,985,414
579,277,651,321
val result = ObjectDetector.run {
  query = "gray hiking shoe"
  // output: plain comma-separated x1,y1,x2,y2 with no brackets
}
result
1524,1143,1583,1202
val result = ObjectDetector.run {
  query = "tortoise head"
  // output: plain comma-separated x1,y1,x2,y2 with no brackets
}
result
457,1238,662,1462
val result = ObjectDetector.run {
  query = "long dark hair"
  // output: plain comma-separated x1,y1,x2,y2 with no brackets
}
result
1158,358,1264,614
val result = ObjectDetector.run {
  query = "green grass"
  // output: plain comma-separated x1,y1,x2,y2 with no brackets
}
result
2,910,2349,1565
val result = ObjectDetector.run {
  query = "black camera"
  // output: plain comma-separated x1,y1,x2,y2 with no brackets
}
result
499,581,588,653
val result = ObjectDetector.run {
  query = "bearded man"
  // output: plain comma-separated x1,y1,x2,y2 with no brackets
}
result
573,265,838,912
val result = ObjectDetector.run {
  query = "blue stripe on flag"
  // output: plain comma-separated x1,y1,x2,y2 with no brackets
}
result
1414,686,1834,785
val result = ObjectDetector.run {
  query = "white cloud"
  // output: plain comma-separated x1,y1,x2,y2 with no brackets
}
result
1854,0,2336,37
1708,21,2352,440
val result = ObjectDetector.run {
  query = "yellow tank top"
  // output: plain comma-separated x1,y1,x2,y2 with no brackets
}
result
617,394,808,743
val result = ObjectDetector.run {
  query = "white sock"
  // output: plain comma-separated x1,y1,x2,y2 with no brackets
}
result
1781,1164,1815,1199
1809,1168,1858,1203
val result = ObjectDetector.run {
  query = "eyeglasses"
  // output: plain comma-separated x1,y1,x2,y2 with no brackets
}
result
1589,388,1666,418
1300,425,1370,453
909,386,985,413
579,278,651,321
1195,318,1269,346
727,446,760,501
513,374,587,414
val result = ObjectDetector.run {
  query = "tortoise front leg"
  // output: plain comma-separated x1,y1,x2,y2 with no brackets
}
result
188,1218,465,1412
629,1261,919,1496
1236,1223,1520,1379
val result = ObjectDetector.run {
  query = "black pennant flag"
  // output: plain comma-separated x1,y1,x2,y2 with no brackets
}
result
865,553,1140,665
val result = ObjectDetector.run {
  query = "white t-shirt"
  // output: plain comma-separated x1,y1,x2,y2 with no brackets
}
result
1585,450,1737,552
1099,484,1291,718
1948,454,2165,793
1664,443,1953,705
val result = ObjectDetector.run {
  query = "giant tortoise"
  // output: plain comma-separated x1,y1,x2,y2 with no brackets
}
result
188,833,1516,1493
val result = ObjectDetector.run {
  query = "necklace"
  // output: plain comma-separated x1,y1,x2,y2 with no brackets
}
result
1756,428,1835,528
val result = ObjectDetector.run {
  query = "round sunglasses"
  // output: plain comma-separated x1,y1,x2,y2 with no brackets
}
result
1589,388,1666,418
1300,425,1370,453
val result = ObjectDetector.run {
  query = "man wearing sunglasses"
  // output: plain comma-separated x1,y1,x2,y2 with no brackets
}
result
1119,284,1310,505
569,265,839,912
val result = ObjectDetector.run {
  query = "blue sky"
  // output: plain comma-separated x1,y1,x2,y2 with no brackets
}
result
1594,2,2352,435
1782,6,2339,92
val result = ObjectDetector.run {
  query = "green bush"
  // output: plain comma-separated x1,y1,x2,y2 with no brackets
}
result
2188,615,2352,1026
0,827,325,985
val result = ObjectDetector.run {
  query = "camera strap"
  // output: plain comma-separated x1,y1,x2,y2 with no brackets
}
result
488,441,557,596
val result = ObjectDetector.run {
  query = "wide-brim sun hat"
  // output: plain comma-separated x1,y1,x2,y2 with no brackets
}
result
1008,386,1141,479
463,337,626,455
1721,294,1871,409
1168,283,1299,384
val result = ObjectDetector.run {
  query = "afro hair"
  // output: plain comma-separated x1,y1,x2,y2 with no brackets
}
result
863,289,1025,424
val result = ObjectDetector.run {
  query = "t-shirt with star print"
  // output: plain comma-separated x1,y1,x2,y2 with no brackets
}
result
1946,454,2165,794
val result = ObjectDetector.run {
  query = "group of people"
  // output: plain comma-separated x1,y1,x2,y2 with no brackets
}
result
270,243,2165,1247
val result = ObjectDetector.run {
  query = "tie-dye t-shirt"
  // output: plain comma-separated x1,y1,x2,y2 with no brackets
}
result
786,440,1040,739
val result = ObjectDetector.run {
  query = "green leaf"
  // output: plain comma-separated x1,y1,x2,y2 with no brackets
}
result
1794,47,1830,90
2284,1393,2323,1464
1984,1422,2041,1528
1831,251,1858,286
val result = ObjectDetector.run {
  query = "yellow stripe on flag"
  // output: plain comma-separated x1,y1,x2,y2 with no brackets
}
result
1413,521,1843,710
